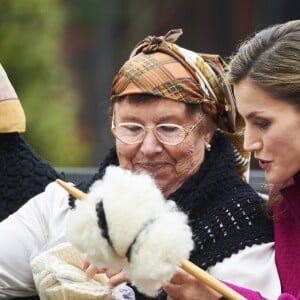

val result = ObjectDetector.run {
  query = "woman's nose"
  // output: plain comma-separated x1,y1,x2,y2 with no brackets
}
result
140,129,163,155
243,128,262,152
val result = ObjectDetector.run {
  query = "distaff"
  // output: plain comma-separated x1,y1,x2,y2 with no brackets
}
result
56,176,246,300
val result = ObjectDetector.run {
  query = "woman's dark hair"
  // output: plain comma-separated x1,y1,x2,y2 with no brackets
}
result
227,19,300,110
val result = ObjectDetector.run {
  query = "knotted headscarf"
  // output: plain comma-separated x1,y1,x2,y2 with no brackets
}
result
0,64,25,133
111,29,250,182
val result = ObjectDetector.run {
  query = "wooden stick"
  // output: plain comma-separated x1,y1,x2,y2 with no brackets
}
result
56,178,246,300
56,179,86,200
181,259,246,300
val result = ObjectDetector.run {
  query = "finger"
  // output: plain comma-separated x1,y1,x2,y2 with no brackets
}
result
86,264,100,279
108,271,129,287
163,282,182,296
105,268,122,278
167,296,178,300
82,255,90,271
171,267,193,284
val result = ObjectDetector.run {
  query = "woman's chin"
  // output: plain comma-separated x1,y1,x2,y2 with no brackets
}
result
264,171,278,185
264,169,290,186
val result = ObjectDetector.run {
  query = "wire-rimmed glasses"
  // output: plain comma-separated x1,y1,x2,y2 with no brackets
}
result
111,114,202,146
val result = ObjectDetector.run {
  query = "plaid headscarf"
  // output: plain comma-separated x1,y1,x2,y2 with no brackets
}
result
0,64,25,133
111,29,250,182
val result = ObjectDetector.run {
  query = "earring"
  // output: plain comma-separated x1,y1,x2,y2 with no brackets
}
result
205,142,211,152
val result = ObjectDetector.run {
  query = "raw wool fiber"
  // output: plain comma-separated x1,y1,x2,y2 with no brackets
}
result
66,186,126,272
127,206,193,297
67,165,194,297
91,166,166,258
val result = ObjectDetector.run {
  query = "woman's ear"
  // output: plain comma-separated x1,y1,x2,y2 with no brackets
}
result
199,112,216,144
203,130,214,145
201,101,218,116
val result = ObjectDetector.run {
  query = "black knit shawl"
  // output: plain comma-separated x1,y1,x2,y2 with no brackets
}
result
0,133,60,222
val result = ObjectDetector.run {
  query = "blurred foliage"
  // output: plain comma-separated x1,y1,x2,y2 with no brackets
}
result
0,0,89,166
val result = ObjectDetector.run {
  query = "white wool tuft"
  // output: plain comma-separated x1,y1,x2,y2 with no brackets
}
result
126,210,194,297
66,192,126,272
96,166,167,257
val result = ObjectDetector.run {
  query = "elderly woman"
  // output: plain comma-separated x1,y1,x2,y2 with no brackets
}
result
0,30,275,299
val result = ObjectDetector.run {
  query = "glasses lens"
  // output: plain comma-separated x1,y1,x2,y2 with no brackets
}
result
115,123,145,144
113,122,188,145
155,124,185,145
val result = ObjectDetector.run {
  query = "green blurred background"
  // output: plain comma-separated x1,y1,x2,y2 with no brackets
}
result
0,0,299,168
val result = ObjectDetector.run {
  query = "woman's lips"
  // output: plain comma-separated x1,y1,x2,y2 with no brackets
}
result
135,163,169,173
258,159,272,170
